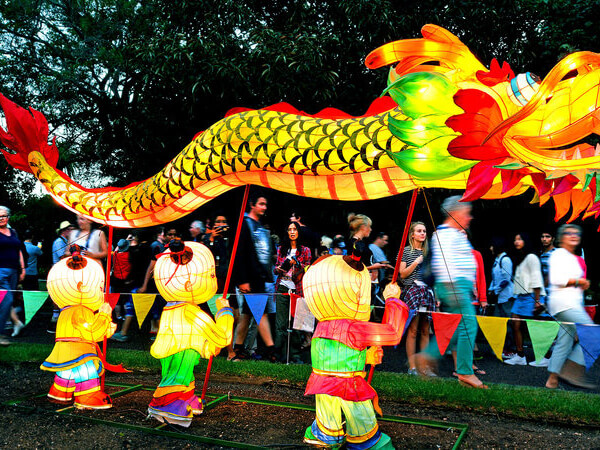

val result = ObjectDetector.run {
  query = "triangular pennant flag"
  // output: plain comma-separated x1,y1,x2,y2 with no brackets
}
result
22,291,49,325
576,323,600,370
402,309,416,337
290,293,300,317
244,293,269,324
131,293,157,328
526,319,560,363
431,312,462,356
0,290,6,305
105,293,120,309
207,294,220,316
477,316,509,360
584,306,596,320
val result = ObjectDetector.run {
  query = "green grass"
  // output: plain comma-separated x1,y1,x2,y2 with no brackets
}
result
3,342,600,427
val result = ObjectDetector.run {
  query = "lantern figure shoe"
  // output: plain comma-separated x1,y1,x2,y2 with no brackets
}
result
147,240,233,427
41,250,116,410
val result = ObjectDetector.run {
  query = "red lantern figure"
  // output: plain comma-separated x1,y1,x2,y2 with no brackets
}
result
302,244,408,449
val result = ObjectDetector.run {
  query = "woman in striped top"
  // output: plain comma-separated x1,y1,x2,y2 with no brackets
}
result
400,222,435,375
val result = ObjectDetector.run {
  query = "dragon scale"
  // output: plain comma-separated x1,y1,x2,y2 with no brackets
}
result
25,106,465,227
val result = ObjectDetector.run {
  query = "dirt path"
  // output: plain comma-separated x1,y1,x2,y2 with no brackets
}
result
1,363,599,449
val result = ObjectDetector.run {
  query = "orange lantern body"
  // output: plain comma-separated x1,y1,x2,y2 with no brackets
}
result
41,253,116,410
302,255,408,448
148,241,233,427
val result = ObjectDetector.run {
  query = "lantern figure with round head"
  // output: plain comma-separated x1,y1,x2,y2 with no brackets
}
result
302,241,409,449
41,246,116,410
148,240,233,427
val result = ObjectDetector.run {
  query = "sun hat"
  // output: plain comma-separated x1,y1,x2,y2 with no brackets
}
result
56,220,74,234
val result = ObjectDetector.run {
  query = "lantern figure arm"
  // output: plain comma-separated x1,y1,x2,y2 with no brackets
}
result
348,298,408,348
72,308,114,342
184,306,234,358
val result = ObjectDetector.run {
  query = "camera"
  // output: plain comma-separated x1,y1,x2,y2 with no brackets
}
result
215,225,229,233
280,258,293,272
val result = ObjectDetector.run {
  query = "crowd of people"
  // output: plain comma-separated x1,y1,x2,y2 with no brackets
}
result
0,193,597,389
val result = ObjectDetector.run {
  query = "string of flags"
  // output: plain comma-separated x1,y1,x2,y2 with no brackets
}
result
426,310,600,370
2,289,598,369
0,290,316,335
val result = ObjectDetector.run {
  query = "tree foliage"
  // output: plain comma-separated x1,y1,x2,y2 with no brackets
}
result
0,0,599,203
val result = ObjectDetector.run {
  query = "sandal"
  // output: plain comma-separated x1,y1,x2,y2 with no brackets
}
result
457,374,488,389
452,366,486,378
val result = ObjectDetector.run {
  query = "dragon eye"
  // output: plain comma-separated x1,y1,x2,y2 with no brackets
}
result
507,72,540,107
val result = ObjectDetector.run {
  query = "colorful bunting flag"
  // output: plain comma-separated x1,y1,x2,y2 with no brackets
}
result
0,290,6,305
476,316,509,360
526,319,560,363
207,295,218,315
132,293,156,328
244,293,269,325
206,294,230,316
431,312,462,356
584,306,596,320
576,323,600,370
22,291,49,325
105,293,120,309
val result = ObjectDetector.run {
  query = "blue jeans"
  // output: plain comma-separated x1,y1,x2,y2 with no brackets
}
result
548,306,593,374
0,268,18,336
425,278,477,375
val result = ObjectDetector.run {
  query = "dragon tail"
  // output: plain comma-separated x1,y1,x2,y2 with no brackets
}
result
0,94,59,173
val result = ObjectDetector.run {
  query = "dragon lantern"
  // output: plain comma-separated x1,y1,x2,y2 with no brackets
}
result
2,24,600,225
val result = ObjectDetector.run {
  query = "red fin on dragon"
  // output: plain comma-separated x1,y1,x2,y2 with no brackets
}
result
2,24,600,228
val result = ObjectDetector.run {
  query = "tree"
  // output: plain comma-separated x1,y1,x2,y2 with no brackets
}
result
0,0,599,207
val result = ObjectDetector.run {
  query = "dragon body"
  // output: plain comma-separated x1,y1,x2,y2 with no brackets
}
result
2,25,600,227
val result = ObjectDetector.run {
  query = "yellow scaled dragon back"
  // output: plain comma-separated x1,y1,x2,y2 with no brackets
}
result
2,24,600,227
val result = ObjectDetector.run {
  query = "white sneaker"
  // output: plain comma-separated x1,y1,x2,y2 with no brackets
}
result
11,321,24,337
504,354,527,366
528,357,550,367
502,352,515,360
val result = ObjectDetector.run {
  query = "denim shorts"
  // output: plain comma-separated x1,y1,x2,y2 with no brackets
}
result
511,293,547,317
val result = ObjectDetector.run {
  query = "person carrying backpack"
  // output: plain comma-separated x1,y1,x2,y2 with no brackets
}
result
488,237,515,358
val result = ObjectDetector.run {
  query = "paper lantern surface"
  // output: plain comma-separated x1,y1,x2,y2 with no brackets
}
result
303,255,371,322
2,24,600,226
301,255,408,448
41,253,115,410
47,256,105,309
153,241,218,305
148,241,233,427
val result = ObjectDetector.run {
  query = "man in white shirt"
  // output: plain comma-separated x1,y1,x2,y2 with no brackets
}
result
417,196,485,388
